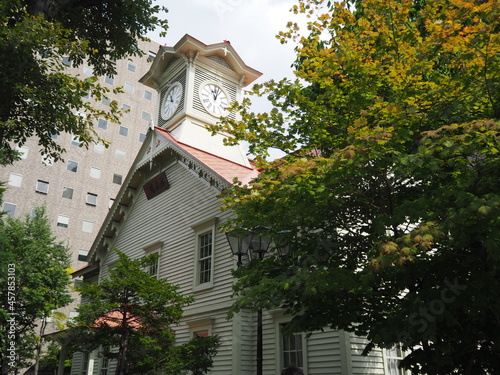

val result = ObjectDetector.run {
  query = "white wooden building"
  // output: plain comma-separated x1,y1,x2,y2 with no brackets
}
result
70,35,403,375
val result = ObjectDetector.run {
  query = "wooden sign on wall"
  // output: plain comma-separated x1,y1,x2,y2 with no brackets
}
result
143,172,170,200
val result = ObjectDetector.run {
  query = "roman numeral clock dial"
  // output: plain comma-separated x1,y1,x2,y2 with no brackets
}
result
200,83,229,116
161,82,183,120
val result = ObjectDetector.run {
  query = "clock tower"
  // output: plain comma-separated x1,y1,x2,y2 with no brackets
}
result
140,34,262,166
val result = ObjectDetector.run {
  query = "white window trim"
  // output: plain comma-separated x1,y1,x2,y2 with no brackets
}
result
62,186,74,199
57,215,69,228
82,220,94,233
86,193,97,206
3,202,16,217
192,218,218,291
42,155,54,166
71,135,81,146
274,315,308,375
115,149,126,161
8,173,23,187
383,344,409,375
98,347,112,375
36,180,49,194
187,317,214,338
78,249,89,262
119,126,128,137
113,173,123,185
67,160,78,172
17,146,29,159
90,167,101,179
143,241,163,279
124,82,134,93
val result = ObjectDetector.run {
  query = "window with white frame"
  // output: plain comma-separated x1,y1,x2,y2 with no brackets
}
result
67,160,78,172
100,354,109,375
192,218,217,289
148,255,159,278
3,203,16,217
139,133,146,143
94,142,105,154
119,126,128,137
57,215,69,228
81,352,90,375
86,193,97,206
101,97,110,106
112,173,122,185
8,173,22,187
36,180,49,194
141,111,151,122
17,146,28,159
62,56,72,67
90,167,101,179
42,155,54,166
82,220,94,233
143,242,162,279
384,344,406,375
122,103,131,112
71,135,81,146
98,118,108,130
144,90,153,100
104,75,114,85
124,82,134,93
83,66,93,76
198,232,213,285
277,321,306,374
127,62,136,72
78,249,89,262
115,149,126,161
187,318,213,345
62,187,74,199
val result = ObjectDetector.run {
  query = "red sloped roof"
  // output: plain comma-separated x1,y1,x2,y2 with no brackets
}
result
93,310,143,328
155,127,259,185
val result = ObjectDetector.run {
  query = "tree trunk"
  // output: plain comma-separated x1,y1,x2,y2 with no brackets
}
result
34,318,48,375
115,317,130,375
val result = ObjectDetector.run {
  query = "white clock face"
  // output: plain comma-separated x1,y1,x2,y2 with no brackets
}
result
161,82,183,120
200,83,229,116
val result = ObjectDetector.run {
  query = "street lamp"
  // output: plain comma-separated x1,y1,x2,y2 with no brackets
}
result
226,227,271,375
225,228,254,267
274,230,292,258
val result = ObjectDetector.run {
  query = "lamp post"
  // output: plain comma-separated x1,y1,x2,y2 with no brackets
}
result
226,228,271,375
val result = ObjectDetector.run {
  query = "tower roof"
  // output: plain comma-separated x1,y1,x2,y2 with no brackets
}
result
140,34,262,89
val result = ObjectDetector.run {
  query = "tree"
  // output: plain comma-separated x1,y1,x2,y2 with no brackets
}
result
212,0,500,373
0,206,73,375
38,340,73,375
74,250,220,375
0,0,167,164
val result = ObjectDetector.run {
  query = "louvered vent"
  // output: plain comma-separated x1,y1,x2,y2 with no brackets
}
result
206,55,234,71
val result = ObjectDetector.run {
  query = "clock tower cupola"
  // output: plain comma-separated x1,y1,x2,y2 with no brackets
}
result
140,35,262,167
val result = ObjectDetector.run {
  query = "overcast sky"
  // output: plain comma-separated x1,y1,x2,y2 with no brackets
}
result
148,0,302,88
147,0,304,158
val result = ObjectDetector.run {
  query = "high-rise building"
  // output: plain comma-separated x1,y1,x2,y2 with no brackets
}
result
0,39,160,270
